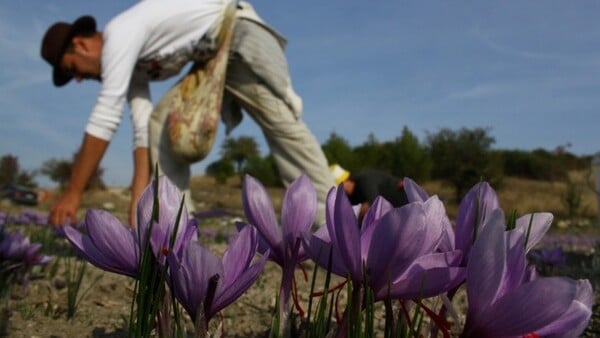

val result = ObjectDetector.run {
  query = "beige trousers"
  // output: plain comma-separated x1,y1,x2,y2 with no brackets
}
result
149,19,333,224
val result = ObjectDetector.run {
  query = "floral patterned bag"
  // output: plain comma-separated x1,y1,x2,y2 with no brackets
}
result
164,3,236,163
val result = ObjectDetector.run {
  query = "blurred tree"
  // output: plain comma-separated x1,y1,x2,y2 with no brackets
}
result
221,136,260,174
353,133,387,171
40,153,105,190
0,154,18,184
426,127,501,202
496,149,538,179
498,148,573,181
381,126,432,182
321,132,356,170
244,154,282,187
39,158,71,188
532,149,568,181
206,158,235,184
0,154,37,188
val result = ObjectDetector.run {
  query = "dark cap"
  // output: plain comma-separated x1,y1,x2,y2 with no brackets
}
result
40,15,97,87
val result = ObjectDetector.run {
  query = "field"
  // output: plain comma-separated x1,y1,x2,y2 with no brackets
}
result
1,174,599,337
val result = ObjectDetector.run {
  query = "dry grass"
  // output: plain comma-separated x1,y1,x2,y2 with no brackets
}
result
415,171,598,221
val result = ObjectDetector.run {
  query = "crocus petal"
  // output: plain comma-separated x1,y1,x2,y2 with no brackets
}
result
535,279,593,337
212,249,269,318
384,266,466,300
361,196,393,232
312,223,330,242
324,187,338,243
500,233,527,294
136,180,156,230
331,186,362,281
397,250,463,277
137,176,189,255
438,226,455,253
455,182,500,264
281,175,316,246
515,212,553,252
79,234,123,272
358,197,392,260
1,231,26,258
367,204,429,287
359,220,377,260
421,196,448,251
236,221,272,258
138,176,186,225
63,225,101,268
466,209,506,320
24,243,52,265
157,187,189,254
173,219,199,257
472,277,577,337
83,210,139,274
303,232,348,277
422,195,455,252
402,177,429,202
222,225,258,283
382,250,465,299
242,175,283,261
33,254,52,265
64,225,138,278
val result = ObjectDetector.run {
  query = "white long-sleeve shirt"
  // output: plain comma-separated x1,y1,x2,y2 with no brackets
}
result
85,0,230,149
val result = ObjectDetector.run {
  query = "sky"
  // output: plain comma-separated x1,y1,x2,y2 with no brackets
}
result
1,1,599,187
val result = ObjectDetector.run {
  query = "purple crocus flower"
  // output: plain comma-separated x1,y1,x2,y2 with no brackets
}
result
529,247,566,269
236,174,317,331
304,185,465,302
0,229,51,288
63,175,197,278
0,230,51,266
20,209,49,226
461,209,593,337
167,225,268,332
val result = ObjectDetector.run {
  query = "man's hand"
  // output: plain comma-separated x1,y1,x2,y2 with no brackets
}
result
49,191,82,226
49,133,110,227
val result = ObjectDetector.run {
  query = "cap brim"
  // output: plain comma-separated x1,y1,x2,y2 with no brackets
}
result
337,171,350,185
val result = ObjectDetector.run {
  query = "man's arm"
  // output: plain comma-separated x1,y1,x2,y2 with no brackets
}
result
129,146,150,227
49,133,109,226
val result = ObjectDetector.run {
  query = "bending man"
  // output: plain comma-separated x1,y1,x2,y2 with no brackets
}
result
41,0,333,226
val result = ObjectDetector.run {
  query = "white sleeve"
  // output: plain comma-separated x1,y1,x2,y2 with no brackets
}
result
85,17,148,144
127,74,153,149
